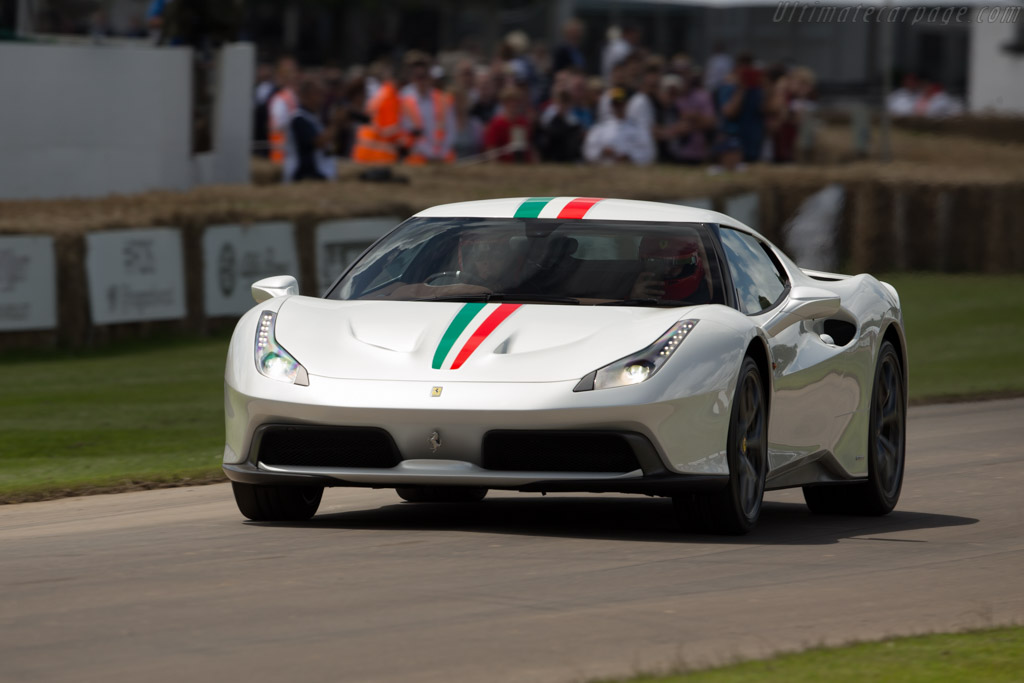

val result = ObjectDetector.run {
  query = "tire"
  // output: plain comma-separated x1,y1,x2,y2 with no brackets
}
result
396,486,488,503
803,340,905,516
231,481,323,521
674,356,768,535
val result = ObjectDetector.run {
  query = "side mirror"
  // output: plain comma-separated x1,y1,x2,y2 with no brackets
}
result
252,275,299,303
764,286,841,337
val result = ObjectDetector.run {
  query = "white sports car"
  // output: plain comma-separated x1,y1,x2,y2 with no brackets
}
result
224,197,907,534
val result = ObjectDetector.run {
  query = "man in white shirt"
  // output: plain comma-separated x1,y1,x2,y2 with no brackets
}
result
583,88,655,166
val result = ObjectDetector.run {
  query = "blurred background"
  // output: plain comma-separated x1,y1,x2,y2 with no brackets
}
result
0,0,1022,500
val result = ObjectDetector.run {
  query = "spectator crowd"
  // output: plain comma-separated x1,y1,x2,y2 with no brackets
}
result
255,19,825,181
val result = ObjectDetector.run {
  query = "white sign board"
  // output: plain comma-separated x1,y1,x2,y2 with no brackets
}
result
0,235,58,331
667,197,713,211
202,222,299,316
315,217,401,292
724,192,760,231
85,227,186,324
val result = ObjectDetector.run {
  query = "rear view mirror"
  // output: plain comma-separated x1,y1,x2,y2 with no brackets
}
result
252,275,299,303
764,286,841,337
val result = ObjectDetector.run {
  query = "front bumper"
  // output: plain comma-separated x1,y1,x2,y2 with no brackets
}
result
224,422,728,495
223,371,733,494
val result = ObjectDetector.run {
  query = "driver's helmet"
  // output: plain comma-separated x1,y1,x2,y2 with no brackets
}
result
458,232,509,286
638,234,706,300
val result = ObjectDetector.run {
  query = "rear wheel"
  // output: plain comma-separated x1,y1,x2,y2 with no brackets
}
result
396,486,488,503
803,340,905,515
231,482,323,521
674,356,767,535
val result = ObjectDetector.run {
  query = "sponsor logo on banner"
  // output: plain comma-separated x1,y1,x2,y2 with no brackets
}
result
202,222,299,316
725,192,760,231
0,235,58,331
85,228,186,325
315,217,400,292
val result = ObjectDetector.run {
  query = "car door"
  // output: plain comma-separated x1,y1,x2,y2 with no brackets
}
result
717,227,851,477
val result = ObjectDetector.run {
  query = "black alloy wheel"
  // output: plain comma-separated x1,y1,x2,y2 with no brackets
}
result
674,355,767,534
803,339,905,515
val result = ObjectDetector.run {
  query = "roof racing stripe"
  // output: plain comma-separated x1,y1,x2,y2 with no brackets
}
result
513,197,556,219
556,197,604,219
432,302,486,369
450,304,522,370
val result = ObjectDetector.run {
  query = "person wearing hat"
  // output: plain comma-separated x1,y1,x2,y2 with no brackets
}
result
400,50,456,164
582,87,655,166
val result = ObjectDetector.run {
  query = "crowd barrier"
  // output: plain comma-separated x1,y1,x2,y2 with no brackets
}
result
1,178,1021,350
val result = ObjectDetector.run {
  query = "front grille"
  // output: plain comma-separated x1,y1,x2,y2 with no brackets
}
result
481,431,642,473
256,426,400,468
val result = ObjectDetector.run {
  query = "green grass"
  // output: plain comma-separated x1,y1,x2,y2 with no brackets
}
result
0,334,230,500
882,273,1024,401
607,626,1024,683
0,273,1021,502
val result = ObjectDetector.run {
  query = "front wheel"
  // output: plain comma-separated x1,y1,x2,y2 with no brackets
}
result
396,487,488,503
674,356,767,535
232,482,323,521
803,340,905,515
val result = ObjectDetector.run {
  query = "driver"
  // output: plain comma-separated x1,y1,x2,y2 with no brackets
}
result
630,234,711,303
457,232,512,289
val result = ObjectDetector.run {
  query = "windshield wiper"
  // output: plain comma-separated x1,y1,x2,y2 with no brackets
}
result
596,298,687,307
414,293,580,305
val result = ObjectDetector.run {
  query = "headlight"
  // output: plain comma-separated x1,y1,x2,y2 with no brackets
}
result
574,320,697,391
254,311,309,386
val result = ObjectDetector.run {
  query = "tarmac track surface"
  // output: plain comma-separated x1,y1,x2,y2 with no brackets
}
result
2,398,1023,683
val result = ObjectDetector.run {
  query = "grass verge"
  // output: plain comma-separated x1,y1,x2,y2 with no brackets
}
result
0,334,230,502
1,274,1022,503
881,273,1024,403
604,626,1024,683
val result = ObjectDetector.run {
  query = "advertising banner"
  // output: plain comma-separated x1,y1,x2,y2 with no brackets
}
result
202,222,299,316
0,235,58,331
315,217,401,292
85,228,186,325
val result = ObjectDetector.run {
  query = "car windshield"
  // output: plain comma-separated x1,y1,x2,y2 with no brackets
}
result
326,217,728,307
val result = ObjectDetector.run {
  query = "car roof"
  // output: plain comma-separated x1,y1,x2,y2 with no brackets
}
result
413,197,764,239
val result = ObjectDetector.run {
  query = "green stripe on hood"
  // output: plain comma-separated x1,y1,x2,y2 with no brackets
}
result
432,302,486,369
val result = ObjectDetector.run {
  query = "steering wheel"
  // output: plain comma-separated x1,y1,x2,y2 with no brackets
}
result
424,271,463,287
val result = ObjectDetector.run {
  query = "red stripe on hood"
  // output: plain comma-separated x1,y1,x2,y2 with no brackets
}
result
449,304,521,369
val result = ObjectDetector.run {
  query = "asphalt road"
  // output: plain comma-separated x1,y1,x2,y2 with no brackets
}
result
2,398,1022,683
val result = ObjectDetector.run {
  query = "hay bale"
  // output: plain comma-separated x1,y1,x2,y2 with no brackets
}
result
902,184,941,271
848,181,897,273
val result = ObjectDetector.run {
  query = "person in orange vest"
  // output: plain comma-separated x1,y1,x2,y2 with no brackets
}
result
267,55,300,165
352,61,411,165
400,51,456,165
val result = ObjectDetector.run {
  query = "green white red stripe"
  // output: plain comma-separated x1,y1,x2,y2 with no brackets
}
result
430,197,603,369
513,196,605,220
432,303,521,370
